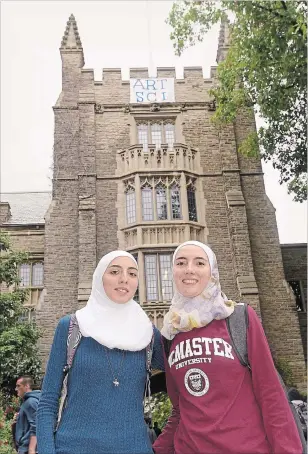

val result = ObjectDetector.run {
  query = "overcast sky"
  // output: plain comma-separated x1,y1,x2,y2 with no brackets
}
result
1,0,307,243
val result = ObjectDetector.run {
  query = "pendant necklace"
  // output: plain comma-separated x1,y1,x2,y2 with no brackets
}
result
104,347,126,387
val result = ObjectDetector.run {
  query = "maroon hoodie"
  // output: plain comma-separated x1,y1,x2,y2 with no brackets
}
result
153,306,302,454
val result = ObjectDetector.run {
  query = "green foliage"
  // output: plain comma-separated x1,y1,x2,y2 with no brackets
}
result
0,233,42,397
0,397,16,454
167,0,307,201
151,392,172,429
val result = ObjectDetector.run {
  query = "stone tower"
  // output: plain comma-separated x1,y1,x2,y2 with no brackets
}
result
36,14,306,390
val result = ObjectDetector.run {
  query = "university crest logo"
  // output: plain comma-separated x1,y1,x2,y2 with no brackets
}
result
184,368,209,397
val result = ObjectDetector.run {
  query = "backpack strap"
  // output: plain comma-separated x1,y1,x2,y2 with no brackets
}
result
56,314,82,430
146,326,155,375
144,325,155,419
226,303,250,370
162,336,173,362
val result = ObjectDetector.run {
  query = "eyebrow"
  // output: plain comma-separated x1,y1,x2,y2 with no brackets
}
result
175,256,208,261
108,264,138,271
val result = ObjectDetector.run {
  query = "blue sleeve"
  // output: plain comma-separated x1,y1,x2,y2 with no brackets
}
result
24,398,39,437
151,325,165,371
37,315,70,454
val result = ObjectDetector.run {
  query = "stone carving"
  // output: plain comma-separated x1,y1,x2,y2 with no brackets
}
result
95,104,104,113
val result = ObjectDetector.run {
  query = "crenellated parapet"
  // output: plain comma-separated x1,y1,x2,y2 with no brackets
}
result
75,65,218,105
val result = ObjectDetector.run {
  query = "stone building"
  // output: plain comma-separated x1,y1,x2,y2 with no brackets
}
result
0,14,306,389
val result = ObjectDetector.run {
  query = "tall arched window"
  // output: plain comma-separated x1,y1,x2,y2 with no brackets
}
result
170,183,182,220
32,263,44,287
156,183,168,220
126,188,136,224
19,264,31,287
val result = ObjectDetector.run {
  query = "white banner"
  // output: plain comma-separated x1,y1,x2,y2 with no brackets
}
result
130,78,175,103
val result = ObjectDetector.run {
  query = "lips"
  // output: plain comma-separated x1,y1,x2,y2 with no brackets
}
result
182,279,198,284
115,288,129,294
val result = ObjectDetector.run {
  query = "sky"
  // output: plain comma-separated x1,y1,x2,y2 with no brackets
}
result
1,0,307,244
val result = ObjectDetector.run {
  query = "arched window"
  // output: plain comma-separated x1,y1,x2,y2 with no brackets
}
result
170,183,181,220
165,123,175,149
156,184,168,220
32,263,44,287
19,264,31,287
126,188,136,224
144,253,173,302
137,124,148,151
187,185,198,222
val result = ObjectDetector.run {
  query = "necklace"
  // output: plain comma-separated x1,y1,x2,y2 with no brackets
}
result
104,347,126,387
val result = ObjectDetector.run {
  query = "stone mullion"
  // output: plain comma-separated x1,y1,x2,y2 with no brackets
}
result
135,175,142,224
138,250,146,305
180,172,189,221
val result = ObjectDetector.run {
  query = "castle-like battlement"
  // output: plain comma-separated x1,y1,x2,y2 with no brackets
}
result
77,66,216,105
88,66,209,82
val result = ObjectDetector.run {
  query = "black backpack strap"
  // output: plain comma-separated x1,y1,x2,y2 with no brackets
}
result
226,303,250,370
144,325,155,419
146,325,155,375
56,314,82,430
162,336,173,362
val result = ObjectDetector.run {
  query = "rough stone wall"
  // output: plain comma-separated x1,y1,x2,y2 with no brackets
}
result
281,244,307,361
281,245,307,283
235,110,307,389
3,227,45,254
36,45,82,362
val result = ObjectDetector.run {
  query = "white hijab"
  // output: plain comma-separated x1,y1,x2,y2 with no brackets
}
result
161,241,235,340
76,250,153,351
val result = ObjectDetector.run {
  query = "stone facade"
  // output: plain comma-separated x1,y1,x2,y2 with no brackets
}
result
1,15,306,390
281,244,307,361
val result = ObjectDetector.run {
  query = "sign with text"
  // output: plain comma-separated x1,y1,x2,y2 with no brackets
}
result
130,78,175,103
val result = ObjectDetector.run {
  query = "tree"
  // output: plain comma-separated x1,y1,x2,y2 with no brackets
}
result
0,233,42,398
150,392,172,429
167,1,307,201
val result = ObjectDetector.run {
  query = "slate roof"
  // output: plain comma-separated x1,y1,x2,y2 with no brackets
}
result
0,192,52,225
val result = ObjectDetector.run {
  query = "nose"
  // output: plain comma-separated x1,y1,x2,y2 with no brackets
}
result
185,262,194,274
119,271,128,283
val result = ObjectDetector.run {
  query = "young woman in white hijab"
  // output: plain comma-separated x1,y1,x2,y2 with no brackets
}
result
154,241,302,454
37,250,164,454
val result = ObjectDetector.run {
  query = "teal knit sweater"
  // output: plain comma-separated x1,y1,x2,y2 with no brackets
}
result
37,315,164,454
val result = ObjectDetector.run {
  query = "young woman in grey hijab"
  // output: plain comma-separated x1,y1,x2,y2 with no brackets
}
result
154,241,302,454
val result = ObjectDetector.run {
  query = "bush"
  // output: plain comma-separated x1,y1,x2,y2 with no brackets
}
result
151,392,172,429
0,407,15,454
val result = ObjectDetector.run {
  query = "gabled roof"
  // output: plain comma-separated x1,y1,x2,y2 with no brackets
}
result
0,192,52,225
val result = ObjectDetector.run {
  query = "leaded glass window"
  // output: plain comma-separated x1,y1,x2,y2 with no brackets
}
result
159,254,173,300
142,188,154,221
32,263,44,287
170,184,182,220
145,255,158,300
136,121,176,150
19,264,31,287
144,253,173,302
165,123,175,149
126,189,136,224
19,262,44,288
137,124,148,151
156,185,168,220
187,186,198,222
151,124,162,149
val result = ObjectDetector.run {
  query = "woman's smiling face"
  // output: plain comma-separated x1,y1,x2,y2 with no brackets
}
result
102,256,138,304
173,245,211,298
